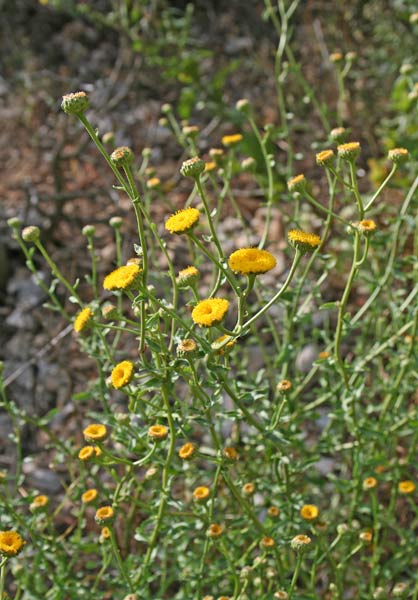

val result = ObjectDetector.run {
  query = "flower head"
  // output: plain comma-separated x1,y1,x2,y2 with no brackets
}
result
316,149,334,167
287,174,307,193
148,425,168,441
103,264,141,291
356,219,377,233
192,298,229,327
242,482,255,496
110,146,134,168
388,148,409,164
363,477,377,491
268,506,280,518
288,229,321,253
177,266,199,287
22,225,41,243
207,523,224,538
359,530,373,543
228,248,276,275
277,379,292,393
165,207,200,234
330,127,347,143
61,91,89,115
0,531,25,557
178,442,197,460
73,307,94,333
291,534,312,551
78,445,101,461
319,351,330,360
205,161,217,172
222,133,243,147
177,338,198,358
95,506,115,525
111,361,134,389
260,536,275,549
180,157,205,178
83,424,108,443
337,141,361,161
146,177,161,189
101,527,111,541
211,335,236,354
82,489,98,504
223,447,239,462
300,504,319,520
193,486,210,502
30,495,49,511
398,480,415,494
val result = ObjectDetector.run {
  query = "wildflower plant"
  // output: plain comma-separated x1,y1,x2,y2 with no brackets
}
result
1,14,418,600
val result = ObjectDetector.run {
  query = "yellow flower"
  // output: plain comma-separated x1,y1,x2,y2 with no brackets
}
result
148,425,168,441
268,506,280,518
288,229,321,253
260,536,275,548
212,334,236,354
111,360,134,389
191,298,229,327
359,530,373,543
242,482,255,496
337,141,361,161
330,127,347,143
74,307,94,333
398,480,415,494
274,592,288,600
30,495,49,511
223,447,239,461
222,133,243,147
103,264,141,291
193,486,210,502
228,248,276,275
205,161,217,172
178,442,197,460
82,489,98,504
78,445,101,461
300,504,319,520
83,424,108,443
388,147,409,164
207,523,224,538
363,477,377,490
177,265,199,287
0,531,25,557
318,351,330,359
287,174,307,193
277,379,292,392
146,177,161,189
330,52,343,63
291,534,312,551
165,207,200,234
101,526,111,540
177,339,198,357
316,149,334,167
357,219,377,233
95,506,114,525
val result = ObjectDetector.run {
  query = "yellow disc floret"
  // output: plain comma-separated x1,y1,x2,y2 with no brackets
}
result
228,248,277,275
222,133,243,147
111,360,134,389
288,230,322,253
165,207,200,234
74,307,94,333
300,504,319,520
103,264,141,291
0,531,25,557
82,489,98,504
83,424,108,443
191,298,229,327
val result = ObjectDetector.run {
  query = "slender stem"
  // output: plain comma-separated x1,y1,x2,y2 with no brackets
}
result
364,164,397,212
109,529,134,592
288,552,303,598
35,240,82,303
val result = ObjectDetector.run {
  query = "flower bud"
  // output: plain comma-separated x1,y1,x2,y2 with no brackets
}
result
82,224,96,237
161,103,172,114
316,149,335,167
21,226,40,243
109,216,123,229
110,146,134,168
102,131,115,145
287,174,307,193
61,91,90,115
236,98,251,113
176,338,198,358
180,157,205,178
291,534,312,552
241,157,256,171
337,141,361,161
388,147,409,164
7,217,22,229
329,127,347,143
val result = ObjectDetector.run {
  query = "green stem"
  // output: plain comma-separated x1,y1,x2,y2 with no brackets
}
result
288,553,303,598
109,529,134,592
